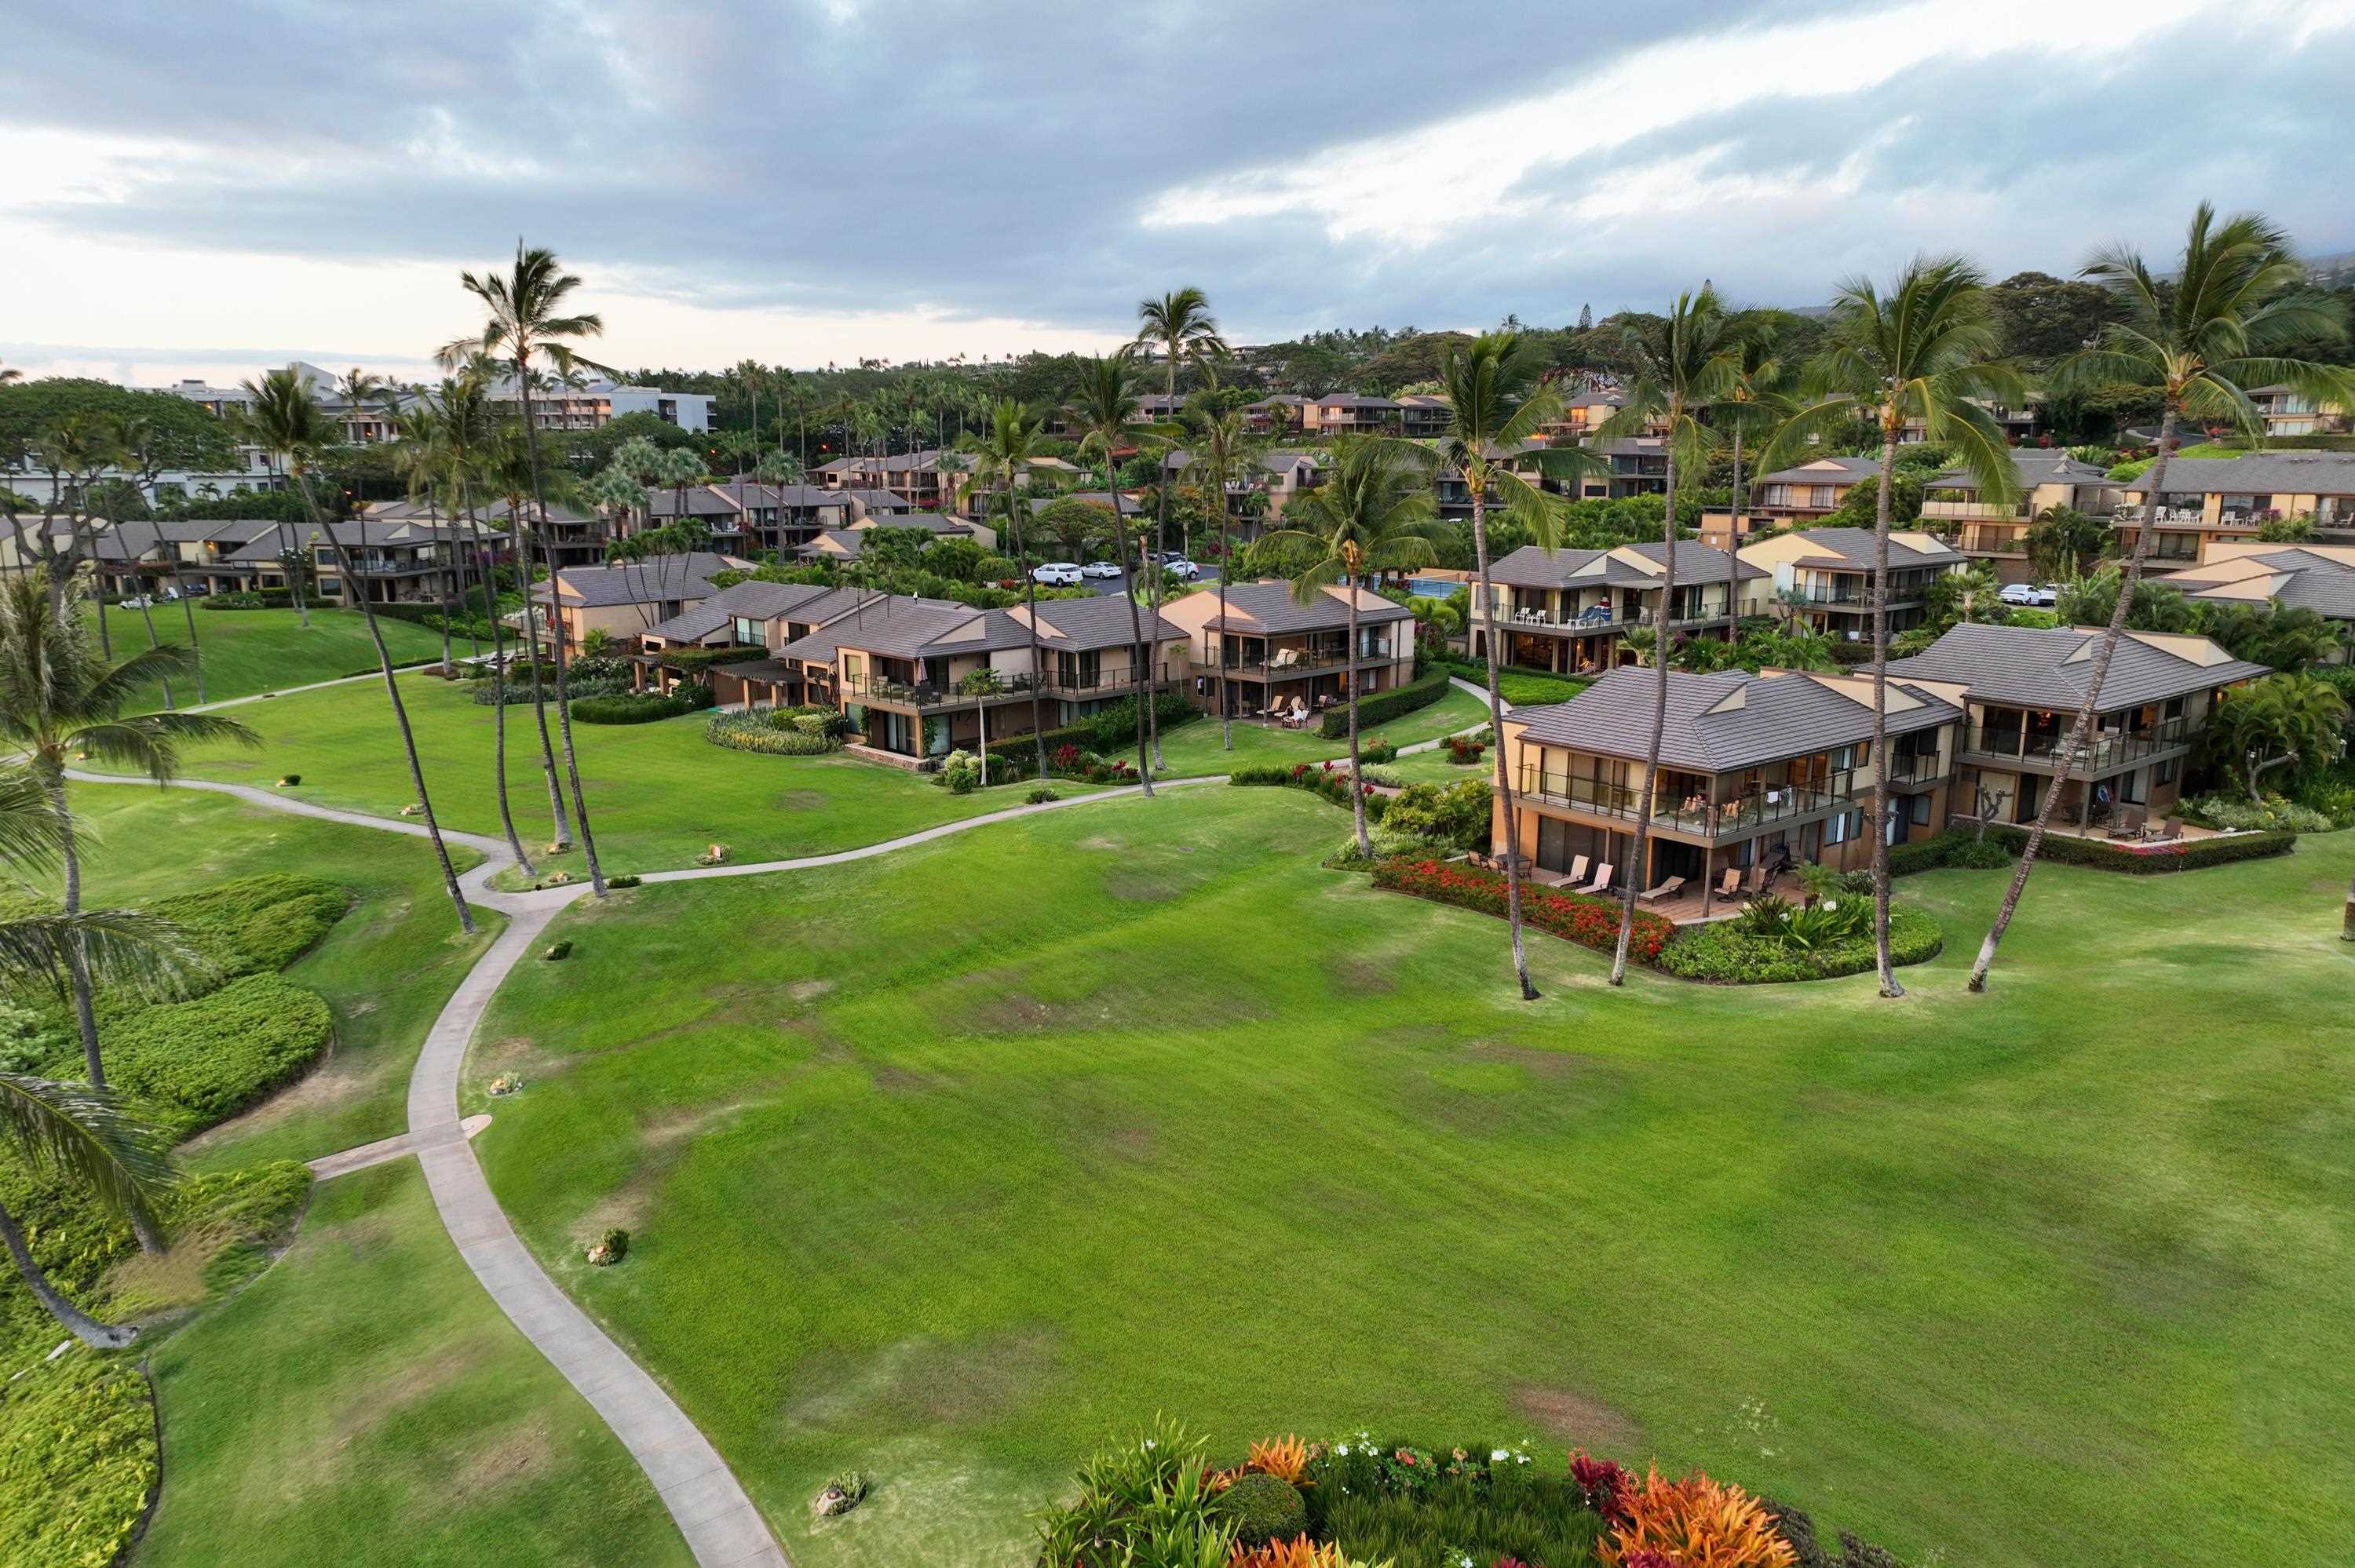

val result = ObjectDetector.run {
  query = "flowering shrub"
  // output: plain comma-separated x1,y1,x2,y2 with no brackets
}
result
1229,764,1392,822
1248,1435,1314,1487
1230,1538,1346,1568
1445,733,1488,765
1601,1468,1797,1568
1570,1449,1634,1525
1373,859,1671,964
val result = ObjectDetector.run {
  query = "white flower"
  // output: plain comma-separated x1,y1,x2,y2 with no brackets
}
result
1490,1449,1509,1461
1335,1444,1350,1456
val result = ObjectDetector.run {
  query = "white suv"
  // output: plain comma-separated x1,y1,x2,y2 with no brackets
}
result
1031,562,1083,585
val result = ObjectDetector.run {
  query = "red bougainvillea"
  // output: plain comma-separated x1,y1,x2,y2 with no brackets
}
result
1371,859,1671,963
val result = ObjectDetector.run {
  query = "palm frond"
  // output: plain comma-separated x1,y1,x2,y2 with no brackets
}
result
0,1071,175,1234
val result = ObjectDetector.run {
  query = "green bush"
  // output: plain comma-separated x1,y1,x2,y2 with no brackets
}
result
2181,793,2335,833
1320,669,1449,738
980,691,1196,765
570,691,700,724
706,709,838,755
1211,1472,1307,1548
543,940,573,961
1978,822,2297,873
1439,657,1590,708
604,874,642,888
1889,830,2013,877
1658,905,1943,984
1379,779,1491,851
657,643,773,676
1356,737,1399,764
1322,1476,1601,1568
0,1349,157,1568
149,874,349,979
199,589,292,610
99,974,334,1132
1230,763,1390,822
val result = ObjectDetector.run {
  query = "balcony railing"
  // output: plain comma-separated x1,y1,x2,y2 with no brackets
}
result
1041,662,1176,693
1221,644,1397,675
1787,582,1935,608
1517,765,1862,838
1921,498,2032,520
2112,505,2207,527
1883,749,1944,783
841,671,1040,709
1493,605,1729,633
1961,717,2190,772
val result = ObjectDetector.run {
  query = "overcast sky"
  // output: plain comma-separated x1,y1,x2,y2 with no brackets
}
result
6,0,2354,388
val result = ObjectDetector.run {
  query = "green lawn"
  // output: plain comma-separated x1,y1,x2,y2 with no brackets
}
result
467,784,2355,1568
87,606,449,713
1152,685,1486,777
63,779,498,1170
135,1161,693,1568
88,672,1108,873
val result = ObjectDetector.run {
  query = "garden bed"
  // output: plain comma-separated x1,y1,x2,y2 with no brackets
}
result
1979,823,2295,874
1371,856,1670,965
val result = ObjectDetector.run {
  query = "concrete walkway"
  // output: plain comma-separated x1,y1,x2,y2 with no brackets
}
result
306,1114,491,1180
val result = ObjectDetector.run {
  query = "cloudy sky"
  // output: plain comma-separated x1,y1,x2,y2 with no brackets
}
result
7,0,2354,388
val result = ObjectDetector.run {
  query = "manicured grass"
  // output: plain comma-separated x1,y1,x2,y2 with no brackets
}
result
86,606,449,713
1151,684,1486,777
134,1160,693,1568
86,672,1108,873
472,787,2355,1567
62,780,498,1169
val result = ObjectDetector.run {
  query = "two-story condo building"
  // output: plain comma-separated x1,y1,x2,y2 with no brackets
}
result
1697,456,1881,550
2116,452,2355,568
1737,527,1967,639
1300,394,1401,436
1161,448,1326,534
2160,542,2355,657
1158,580,1417,722
534,552,755,655
364,496,606,571
1469,542,1765,675
1920,450,2120,582
212,519,494,607
1492,666,1966,919
1887,623,2269,832
2247,384,2348,438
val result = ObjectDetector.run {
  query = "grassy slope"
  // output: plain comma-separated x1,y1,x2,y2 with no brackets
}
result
63,780,498,1169
89,672,1109,873
87,606,448,713
1151,685,1486,777
136,1161,694,1568
474,786,2355,1568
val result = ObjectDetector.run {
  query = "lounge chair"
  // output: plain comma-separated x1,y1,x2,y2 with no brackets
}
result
1270,647,1299,669
1744,864,1768,895
2153,815,2183,842
1638,876,1686,906
1566,855,1590,886
1575,862,1613,896
1718,867,1743,899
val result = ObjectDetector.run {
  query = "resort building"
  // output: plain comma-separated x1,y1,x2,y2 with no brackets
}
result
2115,452,2355,569
1467,541,1765,675
2163,542,2355,655
811,450,971,511
1887,622,2269,833
1697,456,1881,550
1492,665,1966,921
210,518,500,606
2248,384,2348,438
1736,527,1968,639
367,495,607,571
1396,395,1452,438
1159,448,1327,532
1299,393,1401,436
1157,579,1417,722
75,519,287,598
794,511,996,563
535,551,755,655
1919,450,2120,583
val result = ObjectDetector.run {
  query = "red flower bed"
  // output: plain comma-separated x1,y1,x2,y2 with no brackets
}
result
1372,858,1672,964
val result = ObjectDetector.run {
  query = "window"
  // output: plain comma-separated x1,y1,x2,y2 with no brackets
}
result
2157,757,2178,786
1908,794,1933,827
1824,809,1863,846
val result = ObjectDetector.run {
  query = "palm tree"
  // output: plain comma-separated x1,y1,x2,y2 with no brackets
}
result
1969,206,2353,987
958,665,1007,786
0,1072,173,1347
1263,441,1442,856
1181,407,1262,750
1594,290,1741,986
963,400,1054,778
1064,356,1167,795
2206,673,2349,802
0,578,253,1099
1714,312,1797,641
1375,332,1601,1001
444,242,615,898
1134,292,1229,771
2024,505,2111,583
1764,259,2022,997
0,359,20,384
483,428,575,853
239,370,474,934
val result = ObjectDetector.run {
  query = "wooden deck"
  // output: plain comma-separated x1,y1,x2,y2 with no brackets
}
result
1524,866,1811,926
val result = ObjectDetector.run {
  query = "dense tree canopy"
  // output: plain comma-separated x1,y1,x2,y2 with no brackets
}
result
0,378,239,474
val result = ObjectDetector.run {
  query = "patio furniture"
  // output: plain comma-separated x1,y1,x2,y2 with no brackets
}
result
1271,647,1299,669
1575,862,1613,896
1744,864,1768,895
1566,855,1590,886
1638,876,1686,906
2152,815,2183,842
1718,867,1743,899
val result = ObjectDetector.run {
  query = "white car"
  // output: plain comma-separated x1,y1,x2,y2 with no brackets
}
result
1999,582,2059,607
1163,558,1201,580
1031,562,1083,585
1081,560,1123,579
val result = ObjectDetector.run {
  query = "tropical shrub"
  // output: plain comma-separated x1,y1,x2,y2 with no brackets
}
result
0,1349,158,1568
706,709,838,755
1231,763,1392,822
605,874,642,888
1438,657,1590,708
1658,906,1942,985
1976,822,2295,873
656,643,772,676
1378,779,1490,851
940,749,983,794
1445,732,1488,764
1320,670,1449,738
1026,787,1061,804
1214,1473,1309,1548
571,690,706,724
981,692,1196,768
149,873,349,978
1247,1435,1314,1487
199,589,293,610
2180,793,2334,833
1372,858,1670,964
1887,830,2012,876
542,940,572,961
97,974,334,1132
1356,738,1398,765
1601,1467,1797,1568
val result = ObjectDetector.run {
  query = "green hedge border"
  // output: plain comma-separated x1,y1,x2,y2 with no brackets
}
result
1981,823,2296,874
1320,669,1450,738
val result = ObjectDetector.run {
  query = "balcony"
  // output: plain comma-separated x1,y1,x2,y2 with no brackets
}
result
1921,498,2032,520
841,671,1040,709
1961,718,2190,773
1493,605,1730,633
1219,644,1397,677
2111,505,2207,528
1039,662,1177,694
1517,765,1863,839
1787,582,1933,609
1883,749,1944,784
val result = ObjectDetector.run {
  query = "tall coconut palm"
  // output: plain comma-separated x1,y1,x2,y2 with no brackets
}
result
1375,333,1604,1001
1134,291,1229,771
1966,206,2353,983
1714,312,1798,642
1181,407,1262,750
0,579,252,1099
1593,290,1743,985
483,428,575,853
1762,260,2022,997
962,399,1053,778
1064,356,1170,794
239,370,474,934
0,1071,174,1347
1263,440,1442,856
444,242,615,898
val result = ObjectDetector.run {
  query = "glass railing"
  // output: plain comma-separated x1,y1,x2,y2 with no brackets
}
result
841,672,1039,709
1921,498,2032,519
1222,644,1396,674
1961,718,2190,770
1517,765,1861,837
1042,662,1176,692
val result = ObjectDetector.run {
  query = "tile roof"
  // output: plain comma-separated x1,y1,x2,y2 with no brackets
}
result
1752,455,1882,487
1885,622,2271,711
1487,541,1764,589
548,552,747,608
1513,666,1960,772
642,578,845,641
2120,451,2355,495
1771,526,1963,571
2169,548,2355,620
1191,578,1413,634
1929,450,2116,490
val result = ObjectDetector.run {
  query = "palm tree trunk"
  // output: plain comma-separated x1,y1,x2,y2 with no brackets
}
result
1013,496,1050,782
1112,512,1156,796
1726,425,1745,654
1346,593,1371,858
464,499,533,876
0,1195,135,1347
1217,487,1233,750
1472,486,1537,1001
175,558,206,704
1870,427,1903,998
516,542,573,850
133,589,172,710
1612,450,1678,986
515,375,607,895
1970,405,2179,991
310,508,475,933
96,591,112,658
281,510,311,629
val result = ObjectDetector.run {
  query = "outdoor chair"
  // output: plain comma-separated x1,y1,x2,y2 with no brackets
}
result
1638,876,1686,906
2153,815,2183,842
1575,862,1613,896
1566,855,1590,886
1718,867,1743,899
1745,864,1768,895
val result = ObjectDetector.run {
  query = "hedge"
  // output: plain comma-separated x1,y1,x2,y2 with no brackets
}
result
706,709,838,755
1656,906,1943,983
658,643,774,676
367,600,504,642
149,873,350,979
1438,657,1591,709
100,973,334,1132
1372,855,1672,964
1231,762,1390,822
0,1351,157,1568
1888,829,2014,877
980,691,1196,764
570,690,709,724
199,589,293,610
1979,822,2296,873
1320,669,1450,738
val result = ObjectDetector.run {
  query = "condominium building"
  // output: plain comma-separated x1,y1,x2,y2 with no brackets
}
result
1157,579,1417,721
1737,527,1968,639
2115,452,2355,568
1470,541,1764,675
1697,456,1881,549
2164,542,2355,655
1919,450,2120,583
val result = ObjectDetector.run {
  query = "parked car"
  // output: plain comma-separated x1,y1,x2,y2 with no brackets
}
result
1031,562,1083,585
1081,560,1123,579
1163,558,1201,580
1999,582,2059,607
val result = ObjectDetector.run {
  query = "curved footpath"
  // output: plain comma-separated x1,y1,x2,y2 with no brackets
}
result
61,687,1498,1565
